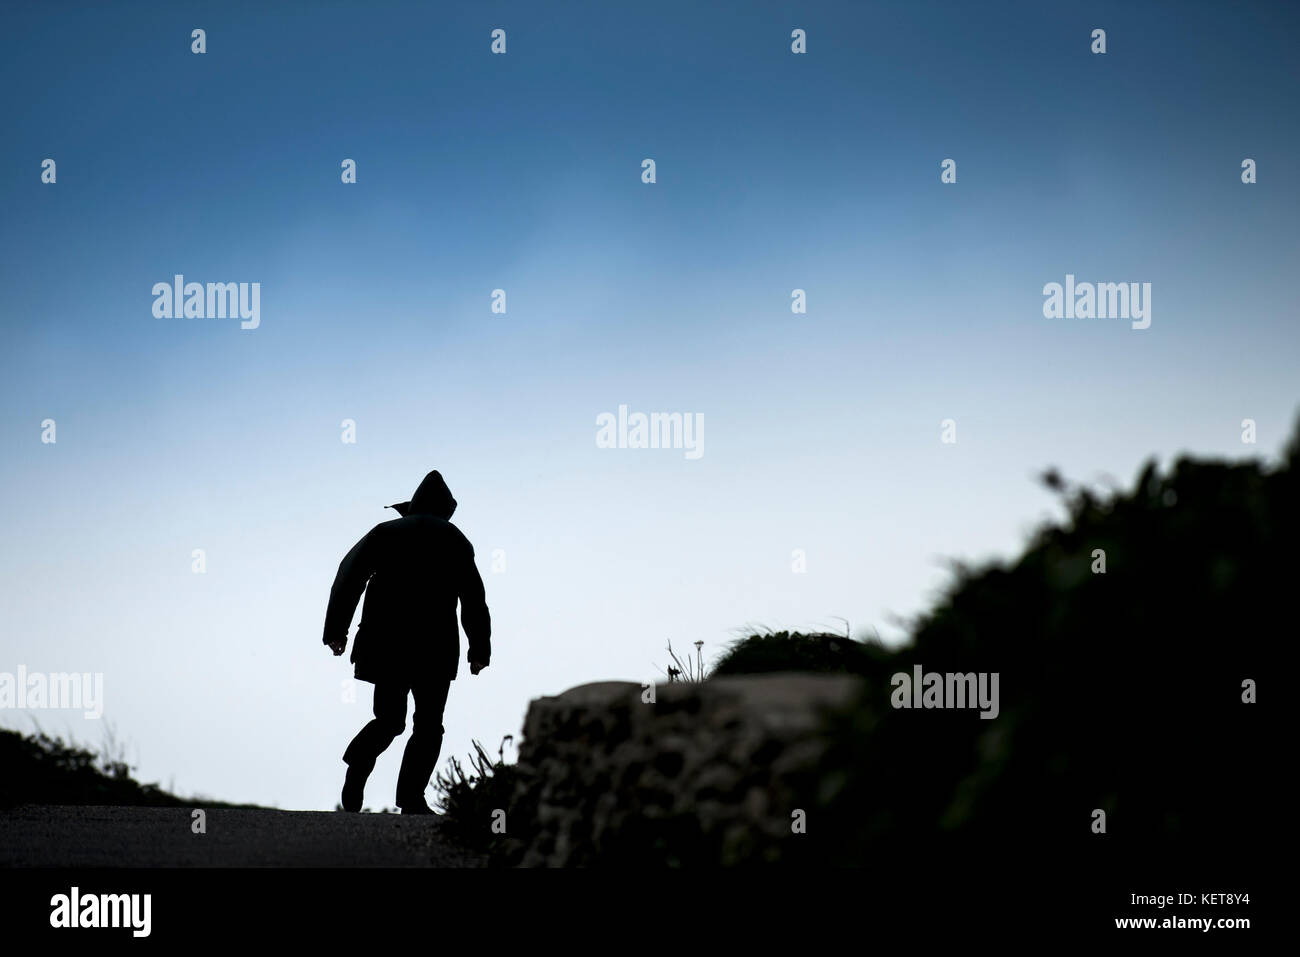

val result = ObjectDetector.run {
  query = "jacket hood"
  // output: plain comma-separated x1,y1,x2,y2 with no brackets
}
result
387,470,457,519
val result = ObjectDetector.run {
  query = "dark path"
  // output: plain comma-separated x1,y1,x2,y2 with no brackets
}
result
0,805,487,868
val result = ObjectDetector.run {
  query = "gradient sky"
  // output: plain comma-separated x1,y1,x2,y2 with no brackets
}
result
1,0,1297,809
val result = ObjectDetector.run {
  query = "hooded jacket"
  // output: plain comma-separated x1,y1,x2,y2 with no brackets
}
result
322,471,491,683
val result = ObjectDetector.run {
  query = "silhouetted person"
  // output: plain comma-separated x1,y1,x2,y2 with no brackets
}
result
322,470,491,814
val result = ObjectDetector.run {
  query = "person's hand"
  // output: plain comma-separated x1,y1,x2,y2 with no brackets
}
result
327,639,346,656
469,660,487,675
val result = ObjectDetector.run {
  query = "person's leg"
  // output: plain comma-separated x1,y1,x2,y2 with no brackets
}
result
394,677,452,812
340,682,409,811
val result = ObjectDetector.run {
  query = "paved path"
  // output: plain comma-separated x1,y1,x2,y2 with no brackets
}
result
0,805,488,867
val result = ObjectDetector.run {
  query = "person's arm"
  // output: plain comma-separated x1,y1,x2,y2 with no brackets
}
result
459,543,492,671
322,529,377,653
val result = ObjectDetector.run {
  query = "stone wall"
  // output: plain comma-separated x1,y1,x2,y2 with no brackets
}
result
501,674,862,866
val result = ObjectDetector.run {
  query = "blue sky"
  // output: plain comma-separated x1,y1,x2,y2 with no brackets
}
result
1,0,1297,809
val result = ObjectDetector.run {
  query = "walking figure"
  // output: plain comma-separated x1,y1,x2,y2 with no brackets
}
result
323,470,491,813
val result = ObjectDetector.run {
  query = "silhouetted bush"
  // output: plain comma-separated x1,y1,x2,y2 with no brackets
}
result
433,737,521,859
0,727,185,809
0,726,263,810
802,420,1292,867
711,628,890,678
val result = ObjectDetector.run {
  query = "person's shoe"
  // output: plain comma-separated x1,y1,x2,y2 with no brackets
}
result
398,799,435,815
341,764,367,812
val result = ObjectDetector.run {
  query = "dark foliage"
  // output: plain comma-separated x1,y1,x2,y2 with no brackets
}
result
432,736,521,859
711,629,889,677
0,728,186,809
0,727,262,810
808,424,1289,867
